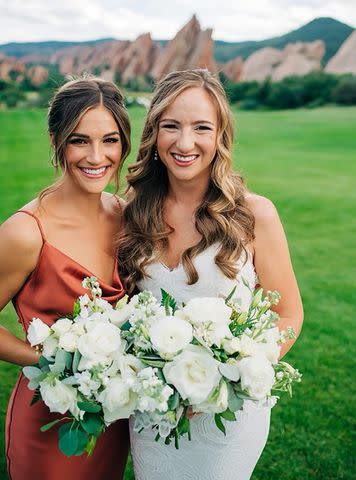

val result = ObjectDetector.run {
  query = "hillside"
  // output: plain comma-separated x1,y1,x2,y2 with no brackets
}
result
214,17,354,64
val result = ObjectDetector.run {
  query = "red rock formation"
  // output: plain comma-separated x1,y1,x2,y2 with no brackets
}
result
150,15,216,80
325,30,356,74
240,40,325,82
221,57,244,82
0,56,26,82
26,65,49,86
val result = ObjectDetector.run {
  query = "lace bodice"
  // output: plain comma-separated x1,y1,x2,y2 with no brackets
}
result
137,244,257,308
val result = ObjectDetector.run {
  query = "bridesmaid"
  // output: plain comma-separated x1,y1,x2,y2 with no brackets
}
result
0,77,131,479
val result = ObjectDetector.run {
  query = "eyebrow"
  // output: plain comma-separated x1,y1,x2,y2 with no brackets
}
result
160,118,215,126
68,131,120,139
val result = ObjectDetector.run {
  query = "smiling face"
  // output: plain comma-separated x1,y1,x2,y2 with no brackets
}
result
157,86,218,186
63,105,122,194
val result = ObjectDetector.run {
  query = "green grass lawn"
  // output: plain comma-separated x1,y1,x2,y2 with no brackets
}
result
0,105,355,479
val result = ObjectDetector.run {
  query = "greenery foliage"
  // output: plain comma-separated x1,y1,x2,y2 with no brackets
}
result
222,72,356,110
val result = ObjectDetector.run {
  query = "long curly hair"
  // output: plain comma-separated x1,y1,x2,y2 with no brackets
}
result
118,69,254,292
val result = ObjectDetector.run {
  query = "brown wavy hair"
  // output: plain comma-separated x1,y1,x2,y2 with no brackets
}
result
118,69,254,292
40,75,131,199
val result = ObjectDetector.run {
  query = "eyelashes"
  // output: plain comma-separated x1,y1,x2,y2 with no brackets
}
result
68,137,120,145
160,124,213,131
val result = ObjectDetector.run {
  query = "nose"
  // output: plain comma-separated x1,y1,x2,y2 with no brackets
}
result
87,142,104,165
175,127,195,153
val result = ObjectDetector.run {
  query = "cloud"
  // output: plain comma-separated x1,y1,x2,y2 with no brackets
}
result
0,0,354,44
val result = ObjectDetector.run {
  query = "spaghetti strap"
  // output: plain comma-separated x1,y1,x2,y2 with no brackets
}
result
16,209,46,241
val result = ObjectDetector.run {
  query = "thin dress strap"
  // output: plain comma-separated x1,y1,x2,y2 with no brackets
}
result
16,210,46,241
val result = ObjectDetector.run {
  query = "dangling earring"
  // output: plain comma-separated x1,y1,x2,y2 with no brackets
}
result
154,148,159,161
50,152,59,168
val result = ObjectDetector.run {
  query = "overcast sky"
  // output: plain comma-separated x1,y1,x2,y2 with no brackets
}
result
0,0,355,44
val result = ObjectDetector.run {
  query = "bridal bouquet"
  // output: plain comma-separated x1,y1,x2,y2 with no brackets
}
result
119,283,302,448
24,276,301,454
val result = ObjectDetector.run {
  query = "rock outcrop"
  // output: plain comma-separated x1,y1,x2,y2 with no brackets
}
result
240,40,325,82
150,15,216,79
325,30,356,74
221,57,244,82
26,65,49,86
0,56,26,82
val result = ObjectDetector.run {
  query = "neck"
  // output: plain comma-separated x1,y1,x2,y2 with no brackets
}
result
53,177,105,219
166,174,210,208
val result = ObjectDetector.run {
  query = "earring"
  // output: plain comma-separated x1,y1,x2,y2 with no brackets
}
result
154,148,158,161
50,152,59,168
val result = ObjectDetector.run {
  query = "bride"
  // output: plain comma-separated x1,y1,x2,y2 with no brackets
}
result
118,69,303,480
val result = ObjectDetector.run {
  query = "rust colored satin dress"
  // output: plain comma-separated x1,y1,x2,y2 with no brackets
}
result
5,211,129,480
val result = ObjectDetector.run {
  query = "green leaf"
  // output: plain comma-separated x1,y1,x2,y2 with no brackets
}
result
72,350,81,374
40,417,67,432
86,435,97,456
220,408,236,421
214,414,226,435
30,388,42,406
167,391,180,411
38,355,51,369
225,285,237,303
120,319,132,331
73,300,81,317
160,289,177,315
52,349,72,374
77,401,101,413
227,383,244,412
141,359,166,368
59,423,88,457
23,366,42,380
177,414,190,435
81,413,103,436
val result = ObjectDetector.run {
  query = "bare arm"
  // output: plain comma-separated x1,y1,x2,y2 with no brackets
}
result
0,214,43,366
247,195,303,358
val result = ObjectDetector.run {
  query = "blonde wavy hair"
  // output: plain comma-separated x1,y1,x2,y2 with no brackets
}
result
118,69,254,292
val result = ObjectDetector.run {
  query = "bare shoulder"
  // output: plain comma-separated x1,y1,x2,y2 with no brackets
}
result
245,193,280,226
0,211,43,254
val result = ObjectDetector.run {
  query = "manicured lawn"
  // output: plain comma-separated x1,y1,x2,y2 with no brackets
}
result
0,105,355,479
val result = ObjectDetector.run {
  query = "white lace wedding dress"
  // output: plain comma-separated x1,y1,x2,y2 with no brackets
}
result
130,245,271,480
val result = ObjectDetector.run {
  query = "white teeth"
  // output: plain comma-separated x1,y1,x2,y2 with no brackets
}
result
173,154,197,162
82,167,106,175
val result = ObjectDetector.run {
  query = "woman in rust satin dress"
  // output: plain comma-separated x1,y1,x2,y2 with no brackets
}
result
0,77,131,479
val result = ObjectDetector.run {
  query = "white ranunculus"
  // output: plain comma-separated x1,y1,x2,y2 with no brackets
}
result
58,332,78,353
27,318,51,346
77,322,122,369
195,380,229,414
149,316,193,360
42,335,59,358
98,376,137,423
51,318,73,337
118,354,144,383
181,297,232,347
237,355,275,400
163,345,221,404
40,378,78,416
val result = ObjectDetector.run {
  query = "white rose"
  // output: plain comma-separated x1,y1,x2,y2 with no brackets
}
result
195,380,229,414
149,316,193,360
77,322,121,369
237,355,275,400
163,345,221,404
58,332,78,353
51,318,73,337
27,318,51,346
70,320,86,336
181,298,232,346
237,333,261,357
98,376,137,423
118,354,144,382
221,336,240,354
40,378,78,416
42,335,59,358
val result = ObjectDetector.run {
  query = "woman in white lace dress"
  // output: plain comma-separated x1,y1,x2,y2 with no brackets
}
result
118,69,303,480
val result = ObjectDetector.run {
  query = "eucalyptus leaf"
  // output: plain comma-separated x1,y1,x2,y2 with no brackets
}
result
23,366,42,380
168,391,180,411
218,362,240,382
214,414,226,435
120,319,132,331
227,383,244,412
77,401,101,413
38,355,51,369
72,350,81,374
81,413,103,436
40,417,66,432
59,424,88,457
52,349,72,374
220,409,236,422
141,359,166,368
